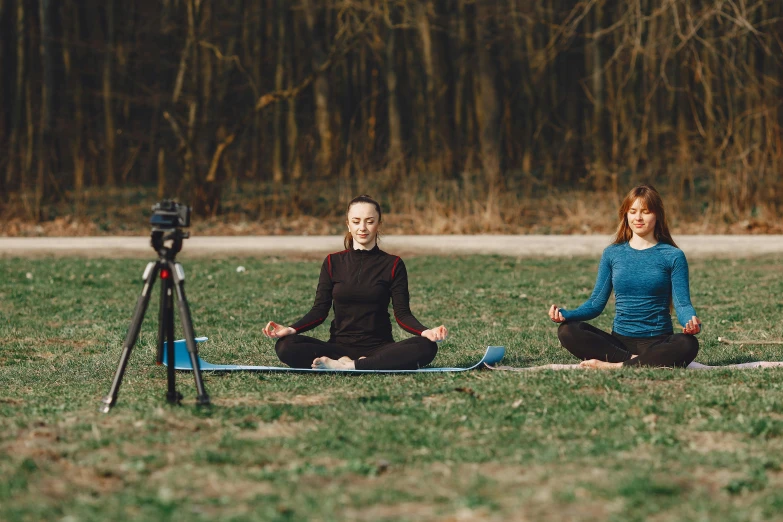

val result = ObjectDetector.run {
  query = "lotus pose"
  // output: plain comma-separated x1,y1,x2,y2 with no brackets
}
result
549,184,701,369
263,194,447,370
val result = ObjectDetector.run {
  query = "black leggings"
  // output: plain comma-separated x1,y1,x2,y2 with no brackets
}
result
557,321,699,368
275,334,438,371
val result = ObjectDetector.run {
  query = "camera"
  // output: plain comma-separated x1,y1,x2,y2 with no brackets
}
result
150,200,191,230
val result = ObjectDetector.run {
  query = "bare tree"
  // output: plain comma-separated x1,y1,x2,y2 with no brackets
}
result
302,0,334,175
35,0,54,219
474,1,501,196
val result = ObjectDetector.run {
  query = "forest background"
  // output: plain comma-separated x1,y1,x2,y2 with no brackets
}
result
1,0,781,236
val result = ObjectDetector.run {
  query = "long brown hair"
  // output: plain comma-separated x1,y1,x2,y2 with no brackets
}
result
613,184,678,248
344,194,382,249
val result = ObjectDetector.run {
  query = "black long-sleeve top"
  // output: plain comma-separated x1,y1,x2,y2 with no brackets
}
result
289,246,429,348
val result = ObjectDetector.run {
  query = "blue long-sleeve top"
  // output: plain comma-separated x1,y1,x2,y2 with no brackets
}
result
560,242,698,337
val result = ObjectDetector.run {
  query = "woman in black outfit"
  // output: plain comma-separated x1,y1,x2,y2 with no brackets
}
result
263,195,448,370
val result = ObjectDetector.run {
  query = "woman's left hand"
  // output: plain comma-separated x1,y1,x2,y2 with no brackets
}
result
683,316,701,335
422,325,448,342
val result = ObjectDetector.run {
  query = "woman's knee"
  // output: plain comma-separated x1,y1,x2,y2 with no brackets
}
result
419,339,438,366
411,337,438,367
672,333,700,363
679,333,699,354
557,321,580,344
274,335,298,362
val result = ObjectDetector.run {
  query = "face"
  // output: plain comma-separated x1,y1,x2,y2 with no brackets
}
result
347,202,380,249
626,198,657,239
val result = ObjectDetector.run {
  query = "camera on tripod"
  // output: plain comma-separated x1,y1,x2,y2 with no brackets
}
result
100,199,210,413
151,200,191,230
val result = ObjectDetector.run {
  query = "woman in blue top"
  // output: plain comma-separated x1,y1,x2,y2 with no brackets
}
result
549,184,702,368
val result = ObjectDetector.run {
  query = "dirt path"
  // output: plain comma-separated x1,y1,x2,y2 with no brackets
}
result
2,235,782,258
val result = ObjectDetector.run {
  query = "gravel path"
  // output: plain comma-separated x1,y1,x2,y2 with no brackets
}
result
2,235,782,258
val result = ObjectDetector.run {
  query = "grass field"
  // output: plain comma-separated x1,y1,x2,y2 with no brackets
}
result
2,254,783,521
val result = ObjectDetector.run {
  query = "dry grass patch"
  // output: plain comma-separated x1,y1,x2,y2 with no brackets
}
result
2,425,126,501
43,337,100,350
235,418,318,440
215,392,335,407
333,461,622,521
36,460,125,498
683,431,748,454
265,392,334,406
3,425,64,463
342,502,441,521
147,468,275,502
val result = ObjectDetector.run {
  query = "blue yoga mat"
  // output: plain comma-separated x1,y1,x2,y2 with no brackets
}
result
162,338,505,373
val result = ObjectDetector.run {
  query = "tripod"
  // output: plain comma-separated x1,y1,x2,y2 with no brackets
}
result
99,228,210,413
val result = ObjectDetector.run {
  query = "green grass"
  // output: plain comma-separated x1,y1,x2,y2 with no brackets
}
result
1,254,783,521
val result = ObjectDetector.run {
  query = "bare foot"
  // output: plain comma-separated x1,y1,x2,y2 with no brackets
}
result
580,359,623,369
312,356,355,370
338,356,353,363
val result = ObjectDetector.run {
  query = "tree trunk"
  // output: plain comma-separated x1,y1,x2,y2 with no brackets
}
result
0,0,6,198
587,0,605,190
36,0,54,219
416,0,439,169
384,9,404,172
191,0,223,217
157,148,166,199
302,0,333,175
103,0,116,187
181,0,199,191
453,0,471,170
272,0,286,183
5,0,25,194
474,1,501,194
286,5,302,180
64,0,85,216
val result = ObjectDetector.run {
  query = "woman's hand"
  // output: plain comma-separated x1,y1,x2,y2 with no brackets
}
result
422,325,448,342
263,321,296,339
549,305,566,323
683,316,701,335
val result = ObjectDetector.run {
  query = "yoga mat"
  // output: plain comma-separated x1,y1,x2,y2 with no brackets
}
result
487,361,783,371
162,338,505,373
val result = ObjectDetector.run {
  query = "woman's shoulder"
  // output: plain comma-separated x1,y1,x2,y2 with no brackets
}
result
603,242,626,256
656,243,687,262
656,242,685,255
324,249,350,260
376,247,401,259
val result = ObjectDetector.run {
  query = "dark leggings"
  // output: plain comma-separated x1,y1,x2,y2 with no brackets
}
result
557,321,699,368
275,334,438,370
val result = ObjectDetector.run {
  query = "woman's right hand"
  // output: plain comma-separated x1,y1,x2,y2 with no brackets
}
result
422,325,448,342
682,316,701,335
548,305,566,323
263,321,296,339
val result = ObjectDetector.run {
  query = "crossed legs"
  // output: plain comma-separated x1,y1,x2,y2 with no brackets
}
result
275,334,438,371
557,321,699,369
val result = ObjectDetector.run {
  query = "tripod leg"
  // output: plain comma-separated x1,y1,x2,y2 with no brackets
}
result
155,269,167,365
100,262,159,413
170,261,211,406
162,272,183,405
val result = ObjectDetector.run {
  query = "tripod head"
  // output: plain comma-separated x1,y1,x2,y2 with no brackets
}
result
150,200,191,258
151,228,190,259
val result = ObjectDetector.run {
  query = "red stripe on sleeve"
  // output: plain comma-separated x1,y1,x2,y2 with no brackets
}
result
394,313,423,335
391,257,401,279
327,254,332,278
292,317,326,333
